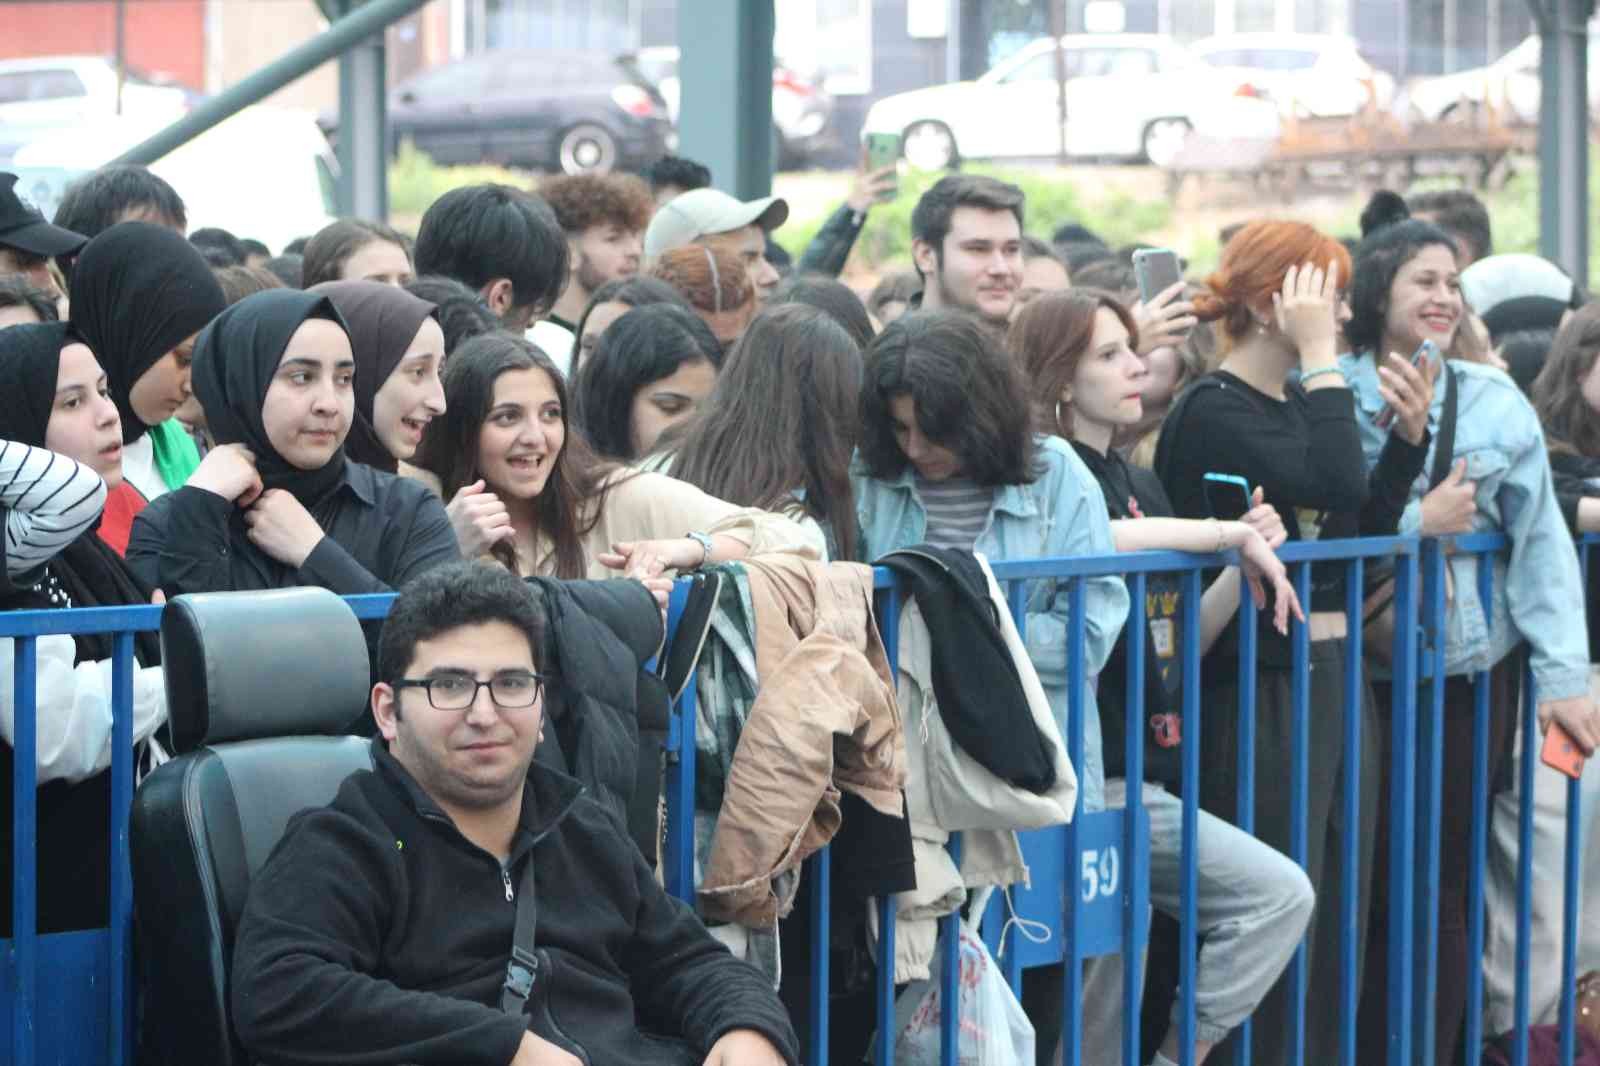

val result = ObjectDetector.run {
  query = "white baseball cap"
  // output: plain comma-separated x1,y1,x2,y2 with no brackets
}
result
644,188,788,260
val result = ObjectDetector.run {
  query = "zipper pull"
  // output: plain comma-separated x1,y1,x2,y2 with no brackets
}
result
501,866,514,902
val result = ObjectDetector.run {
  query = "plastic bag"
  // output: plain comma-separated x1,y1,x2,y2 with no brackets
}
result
892,923,1036,1066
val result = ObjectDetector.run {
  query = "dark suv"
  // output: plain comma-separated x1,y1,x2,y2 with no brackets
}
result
324,51,671,174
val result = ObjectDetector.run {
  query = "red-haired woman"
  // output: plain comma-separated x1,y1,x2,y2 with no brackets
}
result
1153,220,1435,1065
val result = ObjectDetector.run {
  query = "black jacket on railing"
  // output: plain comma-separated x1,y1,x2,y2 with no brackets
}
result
525,576,670,862
879,544,1057,793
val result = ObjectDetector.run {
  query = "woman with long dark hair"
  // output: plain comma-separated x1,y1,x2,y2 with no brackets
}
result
853,309,1129,1062
570,303,723,462
411,331,814,579
666,303,861,560
1340,194,1600,1056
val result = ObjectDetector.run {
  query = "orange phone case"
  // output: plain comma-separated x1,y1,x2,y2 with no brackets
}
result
1542,722,1587,780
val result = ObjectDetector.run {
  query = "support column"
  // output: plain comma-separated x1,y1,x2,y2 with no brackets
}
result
337,0,389,220
676,0,774,199
1537,0,1593,284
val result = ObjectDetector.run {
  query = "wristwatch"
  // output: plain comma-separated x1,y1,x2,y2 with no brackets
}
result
685,531,714,569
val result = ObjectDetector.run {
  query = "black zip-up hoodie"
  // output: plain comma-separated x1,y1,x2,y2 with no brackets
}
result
231,739,798,1066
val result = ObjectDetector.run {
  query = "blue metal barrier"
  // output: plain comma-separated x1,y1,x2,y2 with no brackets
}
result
4,534,1599,1065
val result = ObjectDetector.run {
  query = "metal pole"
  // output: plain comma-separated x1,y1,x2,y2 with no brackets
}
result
1051,0,1068,164
1537,0,1592,282
114,0,126,116
946,0,961,86
111,0,430,168
336,0,389,219
676,0,773,200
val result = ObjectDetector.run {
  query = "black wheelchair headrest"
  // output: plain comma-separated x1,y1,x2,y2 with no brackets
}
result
160,587,371,753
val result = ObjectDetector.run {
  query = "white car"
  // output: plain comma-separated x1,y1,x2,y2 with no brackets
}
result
1191,33,1395,117
1403,33,1600,125
0,55,192,162
861,34,1278,169
632,46,834,165
10,106,337,254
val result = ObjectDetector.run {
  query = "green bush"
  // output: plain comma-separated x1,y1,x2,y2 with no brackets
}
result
387,140,532,220
772,165,1172,271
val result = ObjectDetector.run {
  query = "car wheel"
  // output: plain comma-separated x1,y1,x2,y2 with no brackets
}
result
902,120,958,171
557,123,618,174
1141,117,1193,168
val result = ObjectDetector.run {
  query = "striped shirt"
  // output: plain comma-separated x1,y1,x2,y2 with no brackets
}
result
915,474,993,550
1,440,108,579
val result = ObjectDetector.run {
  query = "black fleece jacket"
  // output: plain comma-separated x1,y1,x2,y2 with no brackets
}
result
231,740,798,1066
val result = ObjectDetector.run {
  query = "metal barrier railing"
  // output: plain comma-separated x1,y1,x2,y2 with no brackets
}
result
1,536,1595,1066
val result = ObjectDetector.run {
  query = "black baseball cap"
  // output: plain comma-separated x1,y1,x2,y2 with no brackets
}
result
0,172,87,257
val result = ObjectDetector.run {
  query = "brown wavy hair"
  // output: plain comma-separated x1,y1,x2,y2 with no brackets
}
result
1007,288,1139,438
1192,220,1352,351
539,172,655,234
1533,302,1600,458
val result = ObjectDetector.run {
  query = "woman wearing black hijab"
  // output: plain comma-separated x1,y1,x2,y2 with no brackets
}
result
68,221,227,552
126,289,459,597
0,322,169,936
308,280,446,474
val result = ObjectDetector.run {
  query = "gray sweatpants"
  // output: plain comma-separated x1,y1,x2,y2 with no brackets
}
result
1077,779,1314,1058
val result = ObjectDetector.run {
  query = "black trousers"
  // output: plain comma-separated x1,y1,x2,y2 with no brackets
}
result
1356,654,1520,1066
1142,638,1379,1066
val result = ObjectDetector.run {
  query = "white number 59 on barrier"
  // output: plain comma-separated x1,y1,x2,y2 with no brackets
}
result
1081,846,1120,902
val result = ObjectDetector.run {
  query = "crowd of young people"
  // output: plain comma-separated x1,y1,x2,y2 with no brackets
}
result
2,146,1599,1066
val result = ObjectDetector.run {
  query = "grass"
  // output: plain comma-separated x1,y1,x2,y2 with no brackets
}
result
384,143,1599,289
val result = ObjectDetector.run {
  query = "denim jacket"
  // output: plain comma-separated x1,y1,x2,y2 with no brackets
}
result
1340,353,1589,701
852,434,1129,811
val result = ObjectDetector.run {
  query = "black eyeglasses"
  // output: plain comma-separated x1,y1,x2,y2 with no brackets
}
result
392,672,548,710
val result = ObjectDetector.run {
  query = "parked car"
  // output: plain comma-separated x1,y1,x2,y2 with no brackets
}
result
1191,33,1395,117
321,51,671,175
0,55,194,165
10,106,337,254
1403,32,1600,125
861,34,1279,169
631,46,834,167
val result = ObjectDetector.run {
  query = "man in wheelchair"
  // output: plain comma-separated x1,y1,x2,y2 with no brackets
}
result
230,561,796,1066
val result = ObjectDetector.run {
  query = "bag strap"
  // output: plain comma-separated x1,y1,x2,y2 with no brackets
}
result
500,858,540,1014
1428,365,1459,490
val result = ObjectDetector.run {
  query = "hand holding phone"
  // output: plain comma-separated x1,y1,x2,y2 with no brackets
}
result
1376,337,1440,428
1542,721,1588,779
1133,248,1184,305
860,134,901,205
1203,472,1254,522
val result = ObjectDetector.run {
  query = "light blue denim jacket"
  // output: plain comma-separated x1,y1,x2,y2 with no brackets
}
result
852,434,1130,811
1340,353,1590,701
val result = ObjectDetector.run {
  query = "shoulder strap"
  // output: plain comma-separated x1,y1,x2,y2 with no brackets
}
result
1151,375,1226,486
1428,366,1459,490
500,859,540,1014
